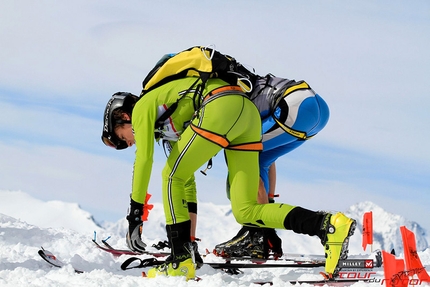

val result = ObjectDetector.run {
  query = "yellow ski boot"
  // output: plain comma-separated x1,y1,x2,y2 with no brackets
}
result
148,220,197,280
146,258,196,280
322,212,356,276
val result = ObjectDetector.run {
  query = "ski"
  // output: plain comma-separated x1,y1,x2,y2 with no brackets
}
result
94,238,382,270
119,256,325,271
95,240,327,269
38,248,374,286
213,250,383,268
91,238,169,258
212,251,383,266
92,238,326,264
38,247,83,273
212,247,327,264
210,254,325,264
254,278,371,286
207,261,325,269
122,257,370,285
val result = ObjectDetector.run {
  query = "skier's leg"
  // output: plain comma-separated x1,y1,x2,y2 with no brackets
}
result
183,174,204,268
148,121,223,279
161,127,222,225
154,94,261,278
227,149,355,275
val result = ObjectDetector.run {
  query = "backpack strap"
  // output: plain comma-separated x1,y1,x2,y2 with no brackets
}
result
154,77,201,140
269,80,307,111
272,116,314,140
270,81,315,140
191,85,263,151
201,85,245,106
190,125,262,151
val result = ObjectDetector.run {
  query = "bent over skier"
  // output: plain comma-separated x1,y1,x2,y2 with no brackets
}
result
214,76,332,259
101,54,356,281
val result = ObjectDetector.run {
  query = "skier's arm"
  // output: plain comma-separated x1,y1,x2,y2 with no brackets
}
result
126,97,157,252
131,98,157,204
268,163,277,203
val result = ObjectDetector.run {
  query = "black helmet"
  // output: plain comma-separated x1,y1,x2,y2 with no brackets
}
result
101,92,138,150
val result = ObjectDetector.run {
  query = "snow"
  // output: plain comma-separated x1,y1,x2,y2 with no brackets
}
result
1,190,430,287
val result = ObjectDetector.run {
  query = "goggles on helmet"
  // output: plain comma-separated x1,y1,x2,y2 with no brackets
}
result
101,132,129,150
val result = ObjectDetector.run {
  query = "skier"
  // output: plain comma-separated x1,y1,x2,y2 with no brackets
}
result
214,75,332,259
102,75,356,280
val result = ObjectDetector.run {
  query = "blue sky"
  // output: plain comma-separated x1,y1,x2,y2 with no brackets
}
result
1,1,430,234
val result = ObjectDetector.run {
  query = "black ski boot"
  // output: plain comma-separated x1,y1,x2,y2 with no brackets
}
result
263,228,283,258
214,226,283,259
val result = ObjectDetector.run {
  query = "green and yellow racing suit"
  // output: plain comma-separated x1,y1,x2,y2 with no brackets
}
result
131,77,296,228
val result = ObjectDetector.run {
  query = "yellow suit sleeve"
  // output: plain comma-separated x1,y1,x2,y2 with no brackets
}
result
130,97,157,204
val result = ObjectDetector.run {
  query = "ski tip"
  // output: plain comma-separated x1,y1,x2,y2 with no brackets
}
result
39,249,57,260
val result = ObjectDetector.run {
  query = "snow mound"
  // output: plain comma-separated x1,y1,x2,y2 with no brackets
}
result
0,190,102,234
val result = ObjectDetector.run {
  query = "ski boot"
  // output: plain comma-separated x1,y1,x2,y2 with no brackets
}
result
147,221,196,280
263,228,283,258
147,255,195,280
214,226,282,259
320,212,356,276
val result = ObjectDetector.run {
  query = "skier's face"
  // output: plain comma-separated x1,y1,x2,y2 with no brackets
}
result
115,124,135,147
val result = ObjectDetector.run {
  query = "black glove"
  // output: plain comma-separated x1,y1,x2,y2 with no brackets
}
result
126,199,147,252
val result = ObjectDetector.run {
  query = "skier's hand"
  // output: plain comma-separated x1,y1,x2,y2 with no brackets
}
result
126,199,147,252
126,222,147,252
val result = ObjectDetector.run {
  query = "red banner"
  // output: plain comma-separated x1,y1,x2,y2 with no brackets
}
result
362,211,373,251
382,250,408,287
400,226,430,282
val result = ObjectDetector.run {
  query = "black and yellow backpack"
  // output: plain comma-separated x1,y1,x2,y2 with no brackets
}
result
140,45,257,135
140,45,256,97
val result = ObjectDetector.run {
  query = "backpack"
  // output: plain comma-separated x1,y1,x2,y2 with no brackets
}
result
140,45,256,98
140,46,257,134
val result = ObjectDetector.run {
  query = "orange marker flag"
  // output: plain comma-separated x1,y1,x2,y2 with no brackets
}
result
400,226,430,282
142,193,154,222
362,211,373,251
382,250,408,287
